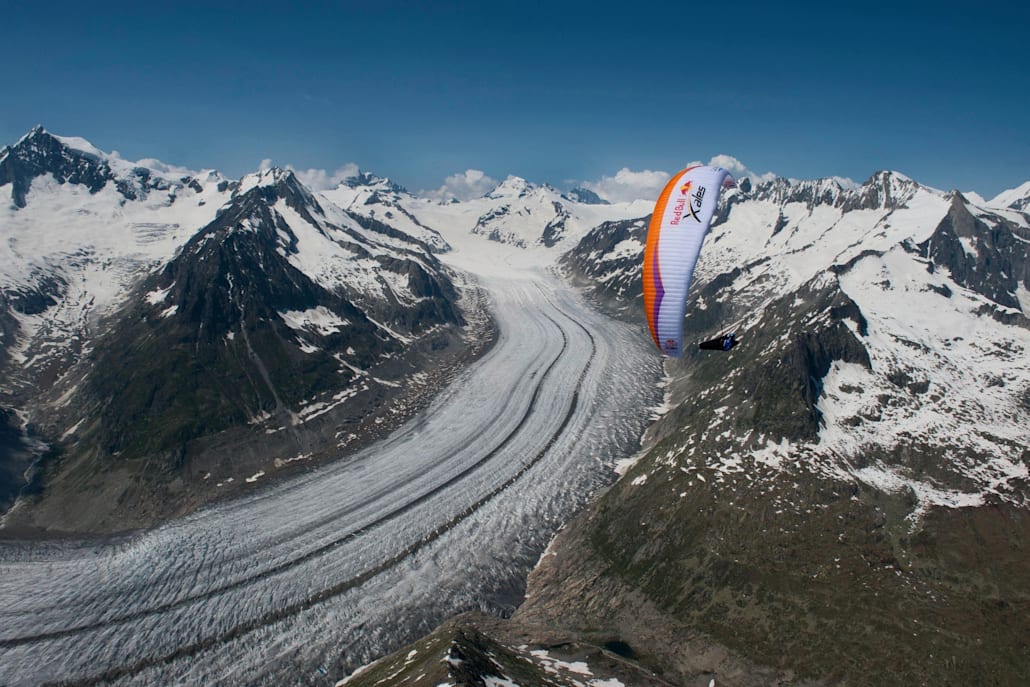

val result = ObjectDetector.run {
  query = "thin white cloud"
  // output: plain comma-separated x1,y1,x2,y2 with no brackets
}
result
580,167,671,203
579,157,778,203
287,163,361,191
707,154,776,185
422,169,499,202
135,157,195,177
258,158,274,172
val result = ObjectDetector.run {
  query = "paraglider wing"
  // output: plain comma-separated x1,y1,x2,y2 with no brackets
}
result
643,165,735,356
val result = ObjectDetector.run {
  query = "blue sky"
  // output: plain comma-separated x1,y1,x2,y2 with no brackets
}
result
2,1,1027,198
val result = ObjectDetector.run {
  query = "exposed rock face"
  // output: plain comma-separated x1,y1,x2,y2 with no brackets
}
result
715,280,871,443
562,186,610,205
917,193,1030,315
80,175,397,463
741,170,920,213
472,205,527,247
540,201,571,247
336,614,683,687
1,127,114,208
326,172,451,253
0,408,41,513
559,216,649,315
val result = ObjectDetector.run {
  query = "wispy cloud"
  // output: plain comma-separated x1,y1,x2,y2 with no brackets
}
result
707,155,776,185
578,156,776,203
579,167,671,203
287,163,361,191
422,169,499,202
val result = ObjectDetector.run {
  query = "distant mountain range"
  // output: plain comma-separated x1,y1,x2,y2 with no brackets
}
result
2,127,1028,685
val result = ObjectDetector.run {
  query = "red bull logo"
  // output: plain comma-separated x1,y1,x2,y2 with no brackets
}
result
670,180,706,225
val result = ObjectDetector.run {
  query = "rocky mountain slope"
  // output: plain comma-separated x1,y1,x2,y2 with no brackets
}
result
539,173,1029,685
349,171,1030,685
0,129,484,533
318,172,451,253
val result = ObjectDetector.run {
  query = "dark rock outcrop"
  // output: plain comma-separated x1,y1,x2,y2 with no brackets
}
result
917,193,1030,314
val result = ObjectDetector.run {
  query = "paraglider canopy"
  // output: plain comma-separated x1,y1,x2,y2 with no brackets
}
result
643,165,735,356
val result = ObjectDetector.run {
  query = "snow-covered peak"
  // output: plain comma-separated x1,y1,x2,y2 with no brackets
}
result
317,176,451,253
1,126,228,211
338,171,406,193
747,174,855,207
2,126,97,162
826,175,860,190
0,128,235,324
562,187,610,205
1,126,108,173
963,190,989,206
5,126,215,181
847,169,929,209
10,123,46,146
566,162,1029,525
7,125,74,154
237,166,295,194
49,132,106,159
865,169,927,194
744,169,933,212
229,167,331,229
486,175,535,199
989,180,1030,211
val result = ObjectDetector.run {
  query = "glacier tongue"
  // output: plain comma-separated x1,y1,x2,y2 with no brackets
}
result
0,254,663,687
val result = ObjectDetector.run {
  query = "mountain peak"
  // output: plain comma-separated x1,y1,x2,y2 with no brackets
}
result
1,127,226,210
232,165,326,223
1,127,115,207
340,171,407,194
16,126,107,161
238,165,296,192
989,180,1030,211
14,124,48,145
948,190,971,208
747,174,852,208
744,170,923,212
486,175,534,199
866,168,911,182
10,125,60,151
562,187,610,205
832,169,925,212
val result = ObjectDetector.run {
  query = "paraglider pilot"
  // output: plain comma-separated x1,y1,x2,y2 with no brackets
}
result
699,332,738,351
